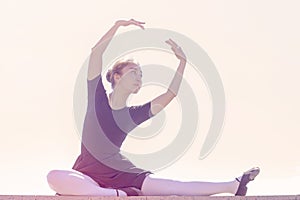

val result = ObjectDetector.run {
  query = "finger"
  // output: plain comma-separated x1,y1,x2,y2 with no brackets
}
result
166,41,175,48
134,21,146,25
166,39,179,49
132,20,144,26
139,24,145,30
131,19,145,24
168,38,179,47
165,39,172,45
133,22,145,29
165,39,174,46
170,44,179,51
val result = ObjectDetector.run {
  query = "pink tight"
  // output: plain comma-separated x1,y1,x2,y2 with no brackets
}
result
47,169,239,196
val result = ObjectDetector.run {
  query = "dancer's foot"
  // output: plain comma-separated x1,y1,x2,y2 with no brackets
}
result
116,189,127,196
235,167,260,196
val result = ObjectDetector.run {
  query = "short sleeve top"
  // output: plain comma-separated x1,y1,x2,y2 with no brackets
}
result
80,74,154,161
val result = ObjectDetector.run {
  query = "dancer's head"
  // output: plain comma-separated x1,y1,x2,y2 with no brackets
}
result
106,58,142,94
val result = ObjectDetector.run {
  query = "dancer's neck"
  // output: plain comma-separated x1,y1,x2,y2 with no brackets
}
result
108,89,130,110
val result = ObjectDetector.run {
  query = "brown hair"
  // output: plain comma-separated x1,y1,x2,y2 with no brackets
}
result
106,58,139,89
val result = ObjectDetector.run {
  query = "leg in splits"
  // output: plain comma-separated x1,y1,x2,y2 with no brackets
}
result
141,167,260,196
141,174,240,196
46,169,127,196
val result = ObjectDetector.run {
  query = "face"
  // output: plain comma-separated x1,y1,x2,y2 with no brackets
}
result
114,63,143,94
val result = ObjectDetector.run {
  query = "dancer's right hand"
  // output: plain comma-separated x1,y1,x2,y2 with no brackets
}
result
115,18,145,30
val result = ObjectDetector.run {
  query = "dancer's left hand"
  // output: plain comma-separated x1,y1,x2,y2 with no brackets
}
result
165,38,186,61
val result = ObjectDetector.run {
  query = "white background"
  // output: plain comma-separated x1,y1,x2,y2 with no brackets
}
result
0,0,299,195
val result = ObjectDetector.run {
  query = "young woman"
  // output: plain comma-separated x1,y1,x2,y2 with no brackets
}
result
47,19,260,196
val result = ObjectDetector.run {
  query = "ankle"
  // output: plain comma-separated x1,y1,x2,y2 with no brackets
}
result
117,189,127,196
236,175,242,183
233,178,241,194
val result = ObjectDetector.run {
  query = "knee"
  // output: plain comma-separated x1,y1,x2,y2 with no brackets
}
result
46,170,66,189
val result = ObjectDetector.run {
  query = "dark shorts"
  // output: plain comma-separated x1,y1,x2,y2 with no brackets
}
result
87,169,152,190
72,154,152,195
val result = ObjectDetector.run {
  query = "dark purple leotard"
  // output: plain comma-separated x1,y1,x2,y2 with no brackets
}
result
72,73,154,193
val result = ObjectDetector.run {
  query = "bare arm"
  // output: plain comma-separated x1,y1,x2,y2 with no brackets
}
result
88,19,145,80
150,39,187,115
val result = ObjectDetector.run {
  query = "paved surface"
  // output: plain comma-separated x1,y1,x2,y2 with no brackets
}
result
0,195,300,200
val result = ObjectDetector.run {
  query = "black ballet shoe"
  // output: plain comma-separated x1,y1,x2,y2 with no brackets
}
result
235,167,260,196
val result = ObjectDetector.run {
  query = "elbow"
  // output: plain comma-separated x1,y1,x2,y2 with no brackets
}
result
167,89,177,99
166,90,177,101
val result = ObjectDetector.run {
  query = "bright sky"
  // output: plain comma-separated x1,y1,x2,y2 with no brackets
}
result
0,0,299,196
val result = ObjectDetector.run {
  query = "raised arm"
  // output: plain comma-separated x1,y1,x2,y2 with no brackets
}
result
88,19,145,80
150,39,187,115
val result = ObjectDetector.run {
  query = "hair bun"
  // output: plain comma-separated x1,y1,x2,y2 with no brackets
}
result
106,69,112,83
